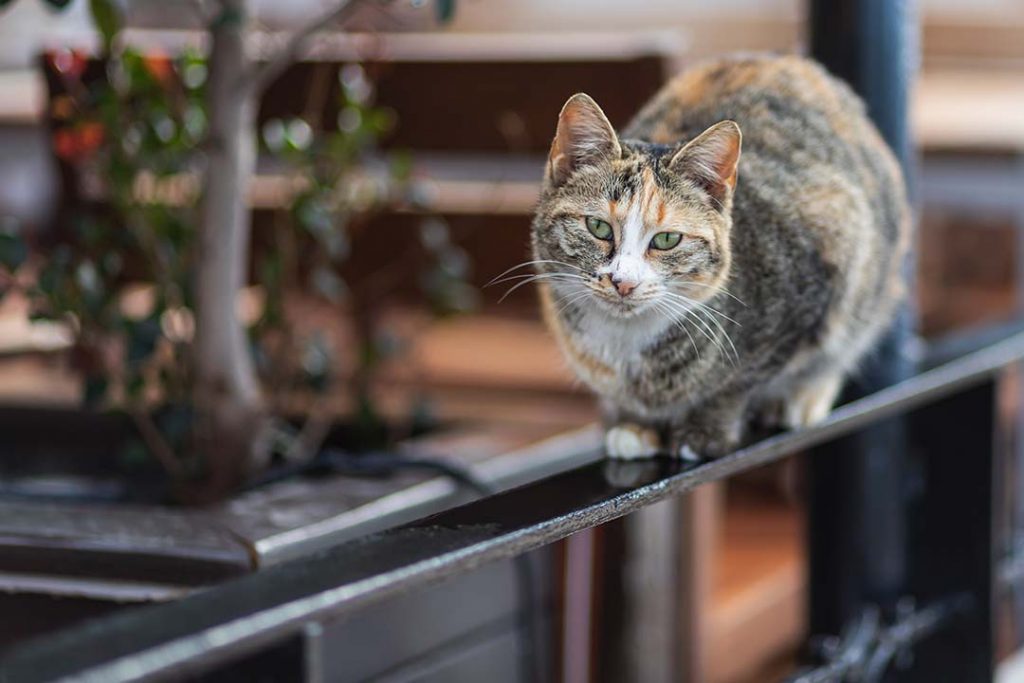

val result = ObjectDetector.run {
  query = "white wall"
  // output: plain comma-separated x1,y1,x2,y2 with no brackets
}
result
447,0,800,32
2,0,1022,70
0,0,92,68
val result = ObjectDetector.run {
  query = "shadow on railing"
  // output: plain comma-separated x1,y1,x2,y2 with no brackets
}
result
1,323,1022,682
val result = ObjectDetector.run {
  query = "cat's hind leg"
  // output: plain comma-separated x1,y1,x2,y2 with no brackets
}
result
780,371,844,429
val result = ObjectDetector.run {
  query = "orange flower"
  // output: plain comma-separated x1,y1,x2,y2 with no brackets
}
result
53,128,78,161
53,122,105,162
77,122,105,156
51,95,76,121
142,53,174,83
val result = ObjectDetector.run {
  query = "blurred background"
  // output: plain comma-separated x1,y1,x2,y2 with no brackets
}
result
0,1,1022,682
3,0,1023,400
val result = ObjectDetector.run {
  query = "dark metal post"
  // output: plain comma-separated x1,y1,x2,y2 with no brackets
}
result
807,0,920,657
810,2,997,681
810,0,916,174
904,381,997,682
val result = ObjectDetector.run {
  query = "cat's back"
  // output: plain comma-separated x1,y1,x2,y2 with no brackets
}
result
626,54,909,374
625,54,874,158
625,54,903,210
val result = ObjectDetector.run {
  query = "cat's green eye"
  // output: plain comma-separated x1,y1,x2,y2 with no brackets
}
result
585,216,613,241
650,232,683,250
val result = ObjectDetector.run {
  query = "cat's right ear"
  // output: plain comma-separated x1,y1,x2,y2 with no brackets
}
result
546,93,621,187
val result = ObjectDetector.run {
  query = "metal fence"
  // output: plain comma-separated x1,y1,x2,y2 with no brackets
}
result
0,322,1021,682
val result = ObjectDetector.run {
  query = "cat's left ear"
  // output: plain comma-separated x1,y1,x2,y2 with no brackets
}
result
547,93,621,187
670,120,742,205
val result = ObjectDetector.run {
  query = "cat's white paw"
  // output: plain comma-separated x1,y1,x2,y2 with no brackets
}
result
605,424,660,459
784,397,832,428
783,373,843,429
676,444,702,462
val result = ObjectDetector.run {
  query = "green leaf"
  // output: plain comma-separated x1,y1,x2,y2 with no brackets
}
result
0,231,27,271
354,391,388,450
28,309,57,323
0,0,17,10
41,0,74,9
118,438,150,468
389,150,414,182
125,317,162,364
365,108,396,135
124,371,146,401
156,405,193,447
83,375,109,407
257,253,285,326
358,340,379,370
435,0,456,24
89,0,122,51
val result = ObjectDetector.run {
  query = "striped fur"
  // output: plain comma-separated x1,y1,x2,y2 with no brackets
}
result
531,54,910,459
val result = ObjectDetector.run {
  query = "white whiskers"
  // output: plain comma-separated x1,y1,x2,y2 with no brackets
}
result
486,259,588,286
486,259,593,303
652,299,701,360
493,272,589,303
487,260,742,367
659,290,740,365
675,280,749,307
554,287,594,315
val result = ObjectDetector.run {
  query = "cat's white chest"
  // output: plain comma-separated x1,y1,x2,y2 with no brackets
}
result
574,307,667,371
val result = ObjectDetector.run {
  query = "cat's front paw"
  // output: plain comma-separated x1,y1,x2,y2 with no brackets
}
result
605,424,660,460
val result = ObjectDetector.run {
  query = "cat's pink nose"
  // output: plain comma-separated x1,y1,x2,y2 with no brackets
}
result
612,278,637,297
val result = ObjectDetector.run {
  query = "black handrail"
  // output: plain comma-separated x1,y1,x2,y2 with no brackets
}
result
2,328,1023,683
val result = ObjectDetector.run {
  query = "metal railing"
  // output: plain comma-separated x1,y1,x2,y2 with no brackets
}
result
1,324,1021,682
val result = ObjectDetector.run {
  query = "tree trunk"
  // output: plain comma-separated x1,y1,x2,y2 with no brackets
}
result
192,0,263,496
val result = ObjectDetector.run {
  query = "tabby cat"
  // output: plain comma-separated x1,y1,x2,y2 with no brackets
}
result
527,54,909,459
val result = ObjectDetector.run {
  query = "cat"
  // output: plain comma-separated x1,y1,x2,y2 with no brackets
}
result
527,54,910,460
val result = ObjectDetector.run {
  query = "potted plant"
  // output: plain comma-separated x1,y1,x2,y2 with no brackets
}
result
0,0,474,503
0,0,555,649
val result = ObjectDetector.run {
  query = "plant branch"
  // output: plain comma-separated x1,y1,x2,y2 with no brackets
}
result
246,0,377,95
284,398,335,463
130,409,183,478
192,0,264,489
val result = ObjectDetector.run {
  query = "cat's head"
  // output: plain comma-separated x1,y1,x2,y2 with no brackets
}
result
531,93,741,321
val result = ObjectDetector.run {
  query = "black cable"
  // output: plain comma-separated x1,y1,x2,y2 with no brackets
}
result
245,449,543,682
